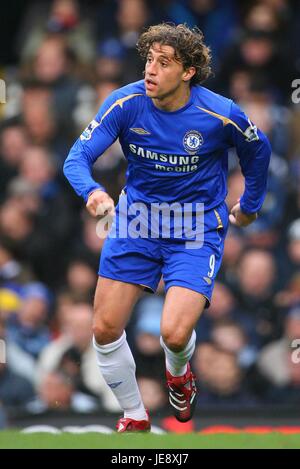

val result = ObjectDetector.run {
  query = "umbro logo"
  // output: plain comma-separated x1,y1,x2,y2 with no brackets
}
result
130,128,151,135
108,381,123,389
203,276,212,285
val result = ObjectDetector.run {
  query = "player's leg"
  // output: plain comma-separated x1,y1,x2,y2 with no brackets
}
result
160,286,206,371
93,276,142,345
93,276,150,428
160,201,229,421
93,233,162,431
160,287,206,422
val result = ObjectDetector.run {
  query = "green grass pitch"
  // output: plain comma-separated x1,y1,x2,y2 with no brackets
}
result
0,431,300,449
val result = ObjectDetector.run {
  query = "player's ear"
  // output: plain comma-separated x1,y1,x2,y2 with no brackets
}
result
182,67,196,82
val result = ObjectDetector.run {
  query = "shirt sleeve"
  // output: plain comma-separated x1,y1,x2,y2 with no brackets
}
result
63,91,124,202
226,101,272,214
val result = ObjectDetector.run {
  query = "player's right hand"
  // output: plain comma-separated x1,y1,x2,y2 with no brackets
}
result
86,190,115,218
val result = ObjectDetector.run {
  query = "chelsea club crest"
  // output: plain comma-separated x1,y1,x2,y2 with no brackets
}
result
183,130,203,154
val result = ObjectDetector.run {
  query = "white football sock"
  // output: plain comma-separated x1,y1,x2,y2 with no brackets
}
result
93,331,148,420
160,330,196,376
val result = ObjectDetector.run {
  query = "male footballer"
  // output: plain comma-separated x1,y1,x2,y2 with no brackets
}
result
64,23,271,432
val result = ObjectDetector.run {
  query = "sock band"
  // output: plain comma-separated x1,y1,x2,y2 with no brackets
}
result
93,330,126,354
160,330,196,376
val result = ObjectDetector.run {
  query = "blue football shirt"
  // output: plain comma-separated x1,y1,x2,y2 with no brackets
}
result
64,80,271,215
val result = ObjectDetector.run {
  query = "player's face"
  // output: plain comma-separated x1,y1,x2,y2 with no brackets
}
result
144,43,194,101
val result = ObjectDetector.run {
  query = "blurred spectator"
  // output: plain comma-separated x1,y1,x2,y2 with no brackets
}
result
132,290,168,411
238,249,276,300
26,369,98,414
286,218,300,277
226,169,245,212
18,0,96,65
65,259,97,302
19,146,56,190
7,178,41,216
228,68,253,104
211,319,258,368
96,0,149,83
220,226,245,286
94,78,120,109
6,282,52,358
35,302,120,411
0,286,21,322
243,2,283,34
21,80,71,161
235,249,281,345
196,282,259,347
0,120,29,201
217,29,296,103
164,0,237,69
137,376,168,412
209,317,266,397
289,107,300,178
0,306,36,383
0,362,35,409
193,343,258,407
275,218,300,308
11,35,89,140
276,273,300,314
22,81,56,144
257,305,300,403
8,145,78,287
95,39,126,82
31,34,79,99
70,210,107,266
0,314,35,408
0,235,33,285
133,293,165,381
0,198,35,247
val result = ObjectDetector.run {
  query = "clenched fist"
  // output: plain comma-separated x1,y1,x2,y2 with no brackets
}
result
229,202,257,227
86,189,115,218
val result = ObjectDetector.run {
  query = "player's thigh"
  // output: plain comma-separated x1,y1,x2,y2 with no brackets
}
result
161,286,206,350
161,202,229,344
93,276,143,344
99,235,162,294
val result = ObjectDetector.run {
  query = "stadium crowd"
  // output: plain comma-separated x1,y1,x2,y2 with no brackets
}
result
1,0,300,427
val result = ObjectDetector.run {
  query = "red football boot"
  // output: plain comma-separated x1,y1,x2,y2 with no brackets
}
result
166,363,197,422
116,410,151,433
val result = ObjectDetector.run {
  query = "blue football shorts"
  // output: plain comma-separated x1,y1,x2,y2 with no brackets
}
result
99,201,229,307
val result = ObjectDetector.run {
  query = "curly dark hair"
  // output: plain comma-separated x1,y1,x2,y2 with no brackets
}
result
137,23,212,86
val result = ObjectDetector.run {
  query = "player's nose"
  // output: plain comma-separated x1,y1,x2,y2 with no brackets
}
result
147,60,158,75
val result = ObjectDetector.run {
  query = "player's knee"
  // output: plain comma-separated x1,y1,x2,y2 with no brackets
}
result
161,328,188,352
92,321,122,346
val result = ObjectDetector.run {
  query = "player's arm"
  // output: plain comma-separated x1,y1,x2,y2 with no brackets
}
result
225,101,272,227
63,91,123,217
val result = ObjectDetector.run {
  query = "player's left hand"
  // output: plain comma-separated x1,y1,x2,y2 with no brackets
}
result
229,202,257,227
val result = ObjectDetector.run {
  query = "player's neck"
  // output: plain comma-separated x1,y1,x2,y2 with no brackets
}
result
152,85,191,112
